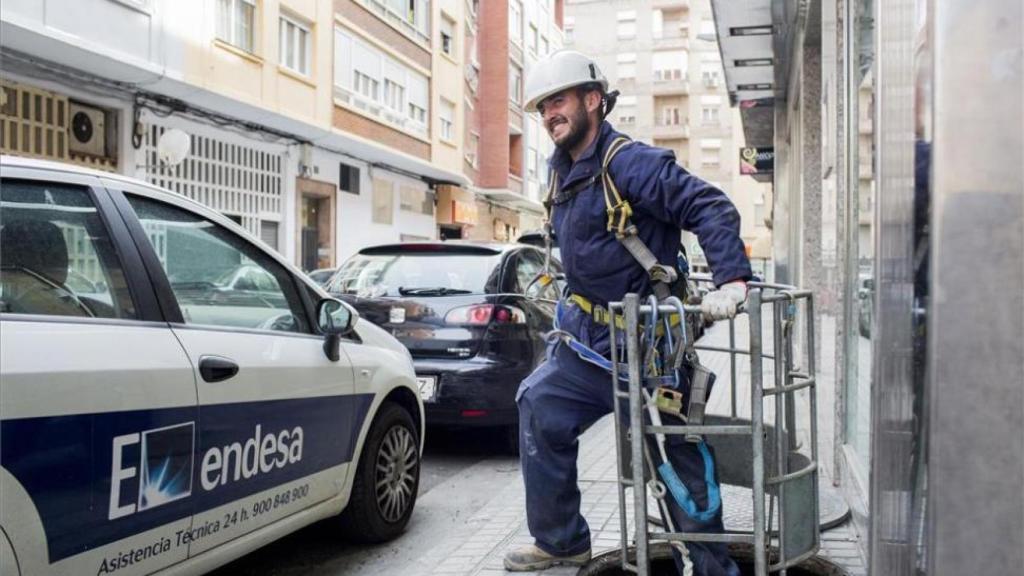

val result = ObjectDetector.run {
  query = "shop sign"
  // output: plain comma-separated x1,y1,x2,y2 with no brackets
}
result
740,147,775,175
452,200,478,225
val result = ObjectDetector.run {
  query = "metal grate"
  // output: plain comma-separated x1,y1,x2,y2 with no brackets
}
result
141,122,284,239
0,80,69,162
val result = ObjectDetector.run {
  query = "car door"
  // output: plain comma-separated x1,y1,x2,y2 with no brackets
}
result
507,248,559,363
0,169,198,576
107,184,359,556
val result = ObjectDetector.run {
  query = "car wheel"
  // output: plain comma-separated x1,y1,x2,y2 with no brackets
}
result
340,401,420,542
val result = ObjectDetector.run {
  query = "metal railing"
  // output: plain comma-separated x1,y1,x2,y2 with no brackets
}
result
608,281,819,576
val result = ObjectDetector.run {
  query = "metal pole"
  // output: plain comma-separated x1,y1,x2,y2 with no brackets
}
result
805,296,821,552
729,316,738,418
749,289,767,576
774,300,788,574
625,294,649,576
785,301,798,451
609,309,632,567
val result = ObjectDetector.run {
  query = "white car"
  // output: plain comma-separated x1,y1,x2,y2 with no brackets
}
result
0,156,424,576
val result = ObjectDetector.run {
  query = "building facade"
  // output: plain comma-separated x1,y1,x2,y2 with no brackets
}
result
712,0,1023,574
564,0,772,275
1,0,472,272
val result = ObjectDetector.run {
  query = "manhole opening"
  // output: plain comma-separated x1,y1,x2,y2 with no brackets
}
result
578,543,849,576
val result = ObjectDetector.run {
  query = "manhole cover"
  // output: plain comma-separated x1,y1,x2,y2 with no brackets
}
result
578,542,848,576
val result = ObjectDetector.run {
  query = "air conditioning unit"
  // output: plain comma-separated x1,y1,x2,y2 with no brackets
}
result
68,102,108,157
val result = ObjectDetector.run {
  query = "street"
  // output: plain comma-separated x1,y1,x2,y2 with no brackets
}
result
211,428,519,576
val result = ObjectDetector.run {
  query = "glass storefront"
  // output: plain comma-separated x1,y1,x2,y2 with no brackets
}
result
844,0,876,477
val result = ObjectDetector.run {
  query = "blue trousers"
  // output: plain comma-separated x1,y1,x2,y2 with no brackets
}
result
517,342,740,576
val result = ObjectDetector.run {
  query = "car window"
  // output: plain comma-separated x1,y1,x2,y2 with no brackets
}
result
328,252,502,296
125,195,310,334
0,179,135,319
518,250,560,300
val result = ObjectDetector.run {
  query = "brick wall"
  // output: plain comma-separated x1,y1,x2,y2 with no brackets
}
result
332,106,431,160
478,0,510,189
335,0,431,70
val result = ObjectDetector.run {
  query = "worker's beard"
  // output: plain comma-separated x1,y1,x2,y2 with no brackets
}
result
550,105,592,152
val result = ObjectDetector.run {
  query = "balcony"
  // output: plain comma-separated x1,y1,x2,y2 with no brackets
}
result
652,0,689,9
652,121,690,139
652,78,690,96
653,34,689,51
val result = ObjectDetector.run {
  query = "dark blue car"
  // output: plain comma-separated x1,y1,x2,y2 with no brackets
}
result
327,242,562,453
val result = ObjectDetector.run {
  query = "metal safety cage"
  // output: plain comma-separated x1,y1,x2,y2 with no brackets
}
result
608,281,819,576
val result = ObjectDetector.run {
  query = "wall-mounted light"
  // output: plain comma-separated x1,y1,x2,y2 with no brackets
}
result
730,25,773,36
734,58,774,67
737,83,773,91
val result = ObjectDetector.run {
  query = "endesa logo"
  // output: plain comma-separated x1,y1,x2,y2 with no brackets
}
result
109,423,304,520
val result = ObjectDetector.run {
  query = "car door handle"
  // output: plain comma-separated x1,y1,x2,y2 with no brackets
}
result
199,355,239,383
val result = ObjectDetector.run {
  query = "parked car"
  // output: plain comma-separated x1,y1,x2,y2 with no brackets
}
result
0,156,424,576
327,242,562,453
307,267,337,287
518,229,709,340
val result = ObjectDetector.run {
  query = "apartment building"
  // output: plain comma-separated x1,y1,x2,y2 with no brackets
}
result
450,0,563,242
0,0,471,269
565,0,772,274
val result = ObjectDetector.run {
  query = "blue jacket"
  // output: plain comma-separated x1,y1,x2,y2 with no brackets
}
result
549,121,752,355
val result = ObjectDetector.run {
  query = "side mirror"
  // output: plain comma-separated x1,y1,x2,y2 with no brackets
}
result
317,298,357,361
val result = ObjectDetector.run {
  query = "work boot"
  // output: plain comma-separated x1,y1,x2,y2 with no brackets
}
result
503,544,591,571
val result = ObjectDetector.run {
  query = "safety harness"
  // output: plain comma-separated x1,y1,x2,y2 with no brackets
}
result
536,136,720,525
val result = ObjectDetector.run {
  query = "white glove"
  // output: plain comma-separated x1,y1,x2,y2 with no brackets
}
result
701,281,747,320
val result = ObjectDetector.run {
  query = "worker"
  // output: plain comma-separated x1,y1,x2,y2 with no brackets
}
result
504,50,751,576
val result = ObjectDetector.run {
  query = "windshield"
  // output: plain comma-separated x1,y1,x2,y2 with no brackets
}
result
329,252,502,297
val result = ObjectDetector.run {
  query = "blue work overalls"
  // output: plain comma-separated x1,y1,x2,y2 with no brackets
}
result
516,121,752,576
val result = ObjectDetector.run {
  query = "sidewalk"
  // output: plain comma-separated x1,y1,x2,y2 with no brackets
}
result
418,318,867,576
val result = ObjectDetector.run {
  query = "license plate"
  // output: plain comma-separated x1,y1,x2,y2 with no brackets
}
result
416,376,437,402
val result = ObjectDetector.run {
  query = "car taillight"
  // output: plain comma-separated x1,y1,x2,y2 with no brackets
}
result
445,304,526,325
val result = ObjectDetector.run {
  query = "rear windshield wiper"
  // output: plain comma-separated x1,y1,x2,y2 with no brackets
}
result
398,287,473,296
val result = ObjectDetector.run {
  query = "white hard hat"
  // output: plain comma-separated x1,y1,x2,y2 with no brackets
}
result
524,50,609,112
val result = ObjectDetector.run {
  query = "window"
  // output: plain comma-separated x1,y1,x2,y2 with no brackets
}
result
509,0,522,41
527,146,538,178
383,78,405,113
701,106,720,123
339,163,360,194
518,250,559,299
399,186,433,215
440,99,455,142
356,0,430,42
529,23,539,53
0,180,135,319
616,95,637,125
660,106,681,125
564,17,575,43
406,73,429,130
701,152,721,167
354,71,380,101
334,29,429,137
372,178,394,224
654,51,687,81
466,132,480,167
510,65,522,104
702,69,721,88
279,14,311,76
617,53,637,81
126,195,310,334
616,11,636,40
440,13,455,56
216,0,256,53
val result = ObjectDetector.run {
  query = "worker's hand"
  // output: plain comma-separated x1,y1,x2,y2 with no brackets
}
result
701,281,747,320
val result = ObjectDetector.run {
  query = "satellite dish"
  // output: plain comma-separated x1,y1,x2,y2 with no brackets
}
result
157,129,191,166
